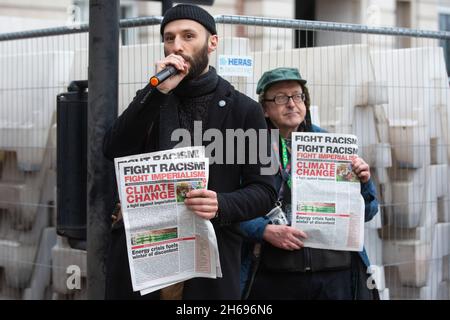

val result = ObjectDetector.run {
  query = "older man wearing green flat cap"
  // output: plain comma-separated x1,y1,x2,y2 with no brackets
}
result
240,67,380,300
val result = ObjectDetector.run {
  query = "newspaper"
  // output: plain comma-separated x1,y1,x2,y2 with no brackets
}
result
291,133,365,252
114,147,222,295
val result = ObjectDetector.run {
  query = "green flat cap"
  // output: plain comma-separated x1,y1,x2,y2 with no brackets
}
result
256,67,307,94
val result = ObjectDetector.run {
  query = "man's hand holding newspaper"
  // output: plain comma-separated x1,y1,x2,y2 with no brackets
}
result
113,146,222,296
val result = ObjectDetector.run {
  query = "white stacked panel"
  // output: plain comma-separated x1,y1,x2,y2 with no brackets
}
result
0,240,35,289
0,151,50,230
0,52,73,171
364,215,389,300
389,120,430,168
354,105,392,168
443,255,450,289
0,166,56,296
438,197,450,223
379,288,390,300
354,105,379,166
0,108,56,298
371,48,450,170
367,264,386,292
371,46,450,299
383,222,450,298
0,51,61,297
387,165,447,229
365,211,383,267
23,227,57,300
370,47,448,122
437,101,450,162
51,236,87,297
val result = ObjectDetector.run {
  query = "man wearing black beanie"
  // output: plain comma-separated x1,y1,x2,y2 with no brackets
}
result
103,4,276,300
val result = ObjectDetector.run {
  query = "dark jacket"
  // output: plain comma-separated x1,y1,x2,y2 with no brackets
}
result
240,124,379,294
103,74,276,300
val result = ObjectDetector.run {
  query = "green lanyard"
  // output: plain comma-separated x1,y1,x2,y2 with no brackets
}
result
280,137,291,189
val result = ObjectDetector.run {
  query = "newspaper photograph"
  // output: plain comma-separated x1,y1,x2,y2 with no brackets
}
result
114,147,221,294
291,132,365,252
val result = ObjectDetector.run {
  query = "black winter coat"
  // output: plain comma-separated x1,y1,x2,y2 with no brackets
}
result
103,75,276,300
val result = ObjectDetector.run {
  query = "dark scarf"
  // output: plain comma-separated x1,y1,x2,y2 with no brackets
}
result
159,67,219,150
174,67,219,136
173,66,219,98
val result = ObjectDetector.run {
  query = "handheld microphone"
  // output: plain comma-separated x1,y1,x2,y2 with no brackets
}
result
149,65,178,87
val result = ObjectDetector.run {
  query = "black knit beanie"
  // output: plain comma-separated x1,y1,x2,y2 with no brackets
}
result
160,4,217,36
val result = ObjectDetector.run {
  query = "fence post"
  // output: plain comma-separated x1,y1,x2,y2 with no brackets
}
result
87,0,119,299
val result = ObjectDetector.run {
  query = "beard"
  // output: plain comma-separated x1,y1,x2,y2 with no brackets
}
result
165,40,209,82
184,42,209,81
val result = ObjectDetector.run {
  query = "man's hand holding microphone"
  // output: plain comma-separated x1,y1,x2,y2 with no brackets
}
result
151,54,189,94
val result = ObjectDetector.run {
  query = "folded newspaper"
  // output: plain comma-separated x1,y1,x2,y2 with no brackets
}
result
291,133,365,251
114,146,222,296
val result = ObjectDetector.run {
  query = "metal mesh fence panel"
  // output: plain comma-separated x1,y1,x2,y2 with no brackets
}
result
0,14,449,299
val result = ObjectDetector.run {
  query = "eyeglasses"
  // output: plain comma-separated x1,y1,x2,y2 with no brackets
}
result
264,93,306,105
